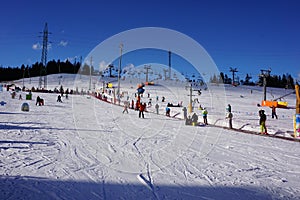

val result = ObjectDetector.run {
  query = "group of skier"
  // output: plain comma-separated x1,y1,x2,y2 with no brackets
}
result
122,94,147,118
118,87,275,134
34,94,66,106
183,106,208,126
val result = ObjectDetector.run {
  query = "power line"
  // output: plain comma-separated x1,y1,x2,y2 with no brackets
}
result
168,51,171,80
39,22,50,89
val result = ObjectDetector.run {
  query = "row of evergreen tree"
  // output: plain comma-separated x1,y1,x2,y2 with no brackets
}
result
210,72,296,89
0,60,81,82
0,59,296,89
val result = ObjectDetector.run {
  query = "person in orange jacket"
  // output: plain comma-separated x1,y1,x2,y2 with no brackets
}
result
139,103,146,118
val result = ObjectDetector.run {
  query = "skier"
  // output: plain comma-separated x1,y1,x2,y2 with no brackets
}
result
259,109,267,134
148,98,152,106
226,112,233,129
139,103,146,118
123,101,129,114
165,106,170,117
202,108,208,125
36,96,41,106
198,104,203,110
271,106,278,119
182,107,187,120
191,113,198,126
226,104,231,113
36,96,44,106
57,95,62,103
185,116,192,125
135,100,140,111
155,103,159,114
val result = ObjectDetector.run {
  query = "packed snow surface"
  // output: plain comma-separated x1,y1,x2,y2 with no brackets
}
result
0,74,299,200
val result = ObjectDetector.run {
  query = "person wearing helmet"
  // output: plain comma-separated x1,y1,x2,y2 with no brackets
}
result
259,109,267,134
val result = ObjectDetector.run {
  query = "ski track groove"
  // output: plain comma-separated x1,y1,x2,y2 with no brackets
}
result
1,82,300,199
214,143,289,169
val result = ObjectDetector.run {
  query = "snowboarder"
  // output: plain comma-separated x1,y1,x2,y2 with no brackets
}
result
162,96,165,102
271,106,278,119
202,108,208,125
155,103,159,114
19,94,22,100
259,109,267,134
182,107,187,120
226,112,233,129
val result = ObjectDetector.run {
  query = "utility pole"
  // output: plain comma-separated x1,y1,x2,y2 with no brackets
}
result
22,67,25,89
229,67,238,85
28,67,31,84
117,43,123,105
168,51,171,80
259,69,271,101
102,81,105,93
79,56,82,79
144,65,151,82
89,57,92,91
39,22,49,89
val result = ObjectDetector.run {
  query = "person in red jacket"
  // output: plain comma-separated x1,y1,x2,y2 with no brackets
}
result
139,103,146,118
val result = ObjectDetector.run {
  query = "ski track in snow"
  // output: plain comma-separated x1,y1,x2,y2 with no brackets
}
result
0,75,300,199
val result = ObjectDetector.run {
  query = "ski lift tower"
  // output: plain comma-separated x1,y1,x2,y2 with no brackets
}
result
296,83,300,114
117,43,123,105
259,69,271,101
185,83,196,113
144,65,152,82
294,82,300,137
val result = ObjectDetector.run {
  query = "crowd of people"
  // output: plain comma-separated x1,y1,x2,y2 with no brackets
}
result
11,81,279,135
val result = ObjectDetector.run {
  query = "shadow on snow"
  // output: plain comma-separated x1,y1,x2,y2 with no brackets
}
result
0,175,274,200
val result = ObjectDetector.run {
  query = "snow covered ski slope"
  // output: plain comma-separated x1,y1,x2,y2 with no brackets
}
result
0,74,299,199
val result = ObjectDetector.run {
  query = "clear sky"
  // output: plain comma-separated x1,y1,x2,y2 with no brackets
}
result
0,0,299,81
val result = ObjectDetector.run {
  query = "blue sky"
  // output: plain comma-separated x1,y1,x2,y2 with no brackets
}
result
0,0,299,81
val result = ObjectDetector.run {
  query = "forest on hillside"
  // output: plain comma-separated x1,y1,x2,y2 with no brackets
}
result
0,59,296,89
0,60,81,82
